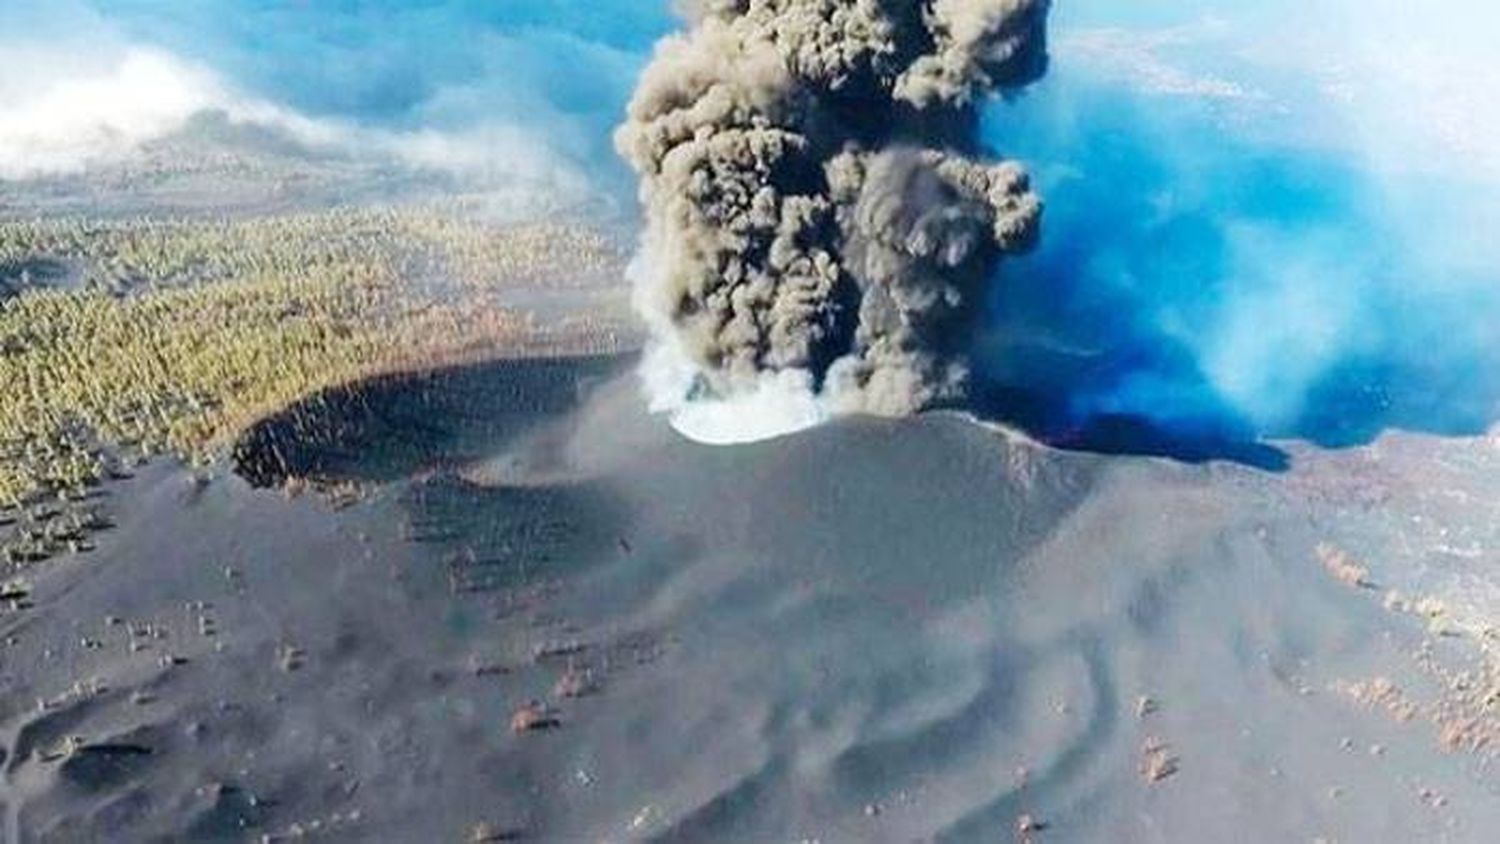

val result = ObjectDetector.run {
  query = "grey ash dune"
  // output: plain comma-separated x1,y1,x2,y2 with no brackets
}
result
3,356,1499,840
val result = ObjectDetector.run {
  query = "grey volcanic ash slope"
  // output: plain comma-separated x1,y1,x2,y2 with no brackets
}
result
617,0,1050,416
18,359,1500,841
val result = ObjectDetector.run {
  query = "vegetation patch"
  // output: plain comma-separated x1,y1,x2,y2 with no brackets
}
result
0,206,630,558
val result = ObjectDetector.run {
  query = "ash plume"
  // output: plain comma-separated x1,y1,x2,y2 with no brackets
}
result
618,0,1051,424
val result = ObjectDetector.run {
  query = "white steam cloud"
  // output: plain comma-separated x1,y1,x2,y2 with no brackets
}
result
0,37,591,210
0,47,224,179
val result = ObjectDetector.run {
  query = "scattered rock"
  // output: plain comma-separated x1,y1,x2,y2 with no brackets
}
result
628,805,657,832
553,668,598,699
468,821,523,842
1316,543,1374,588
1140,738,1179,783
1136,696,1158,718
468,655,510,677
1016,813,1046,835
277,644,306,672
510,701,560,734
533,641,587,662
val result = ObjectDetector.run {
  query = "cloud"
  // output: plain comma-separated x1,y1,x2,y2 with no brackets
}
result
0,47,587,211
0,1,670,210
0,47,224,179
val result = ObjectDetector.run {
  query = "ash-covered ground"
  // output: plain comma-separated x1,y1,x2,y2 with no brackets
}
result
3,355,1499,842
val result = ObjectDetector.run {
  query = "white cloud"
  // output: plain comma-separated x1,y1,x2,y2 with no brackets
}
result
0,47,225,178
0,39,593,208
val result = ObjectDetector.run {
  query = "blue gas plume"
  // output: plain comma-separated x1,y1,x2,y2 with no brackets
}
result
971,1,1500,454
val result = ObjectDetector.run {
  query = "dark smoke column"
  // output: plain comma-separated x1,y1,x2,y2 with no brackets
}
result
618,0,1049,418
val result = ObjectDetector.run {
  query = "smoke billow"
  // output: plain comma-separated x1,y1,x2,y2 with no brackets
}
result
618,0,1050,437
